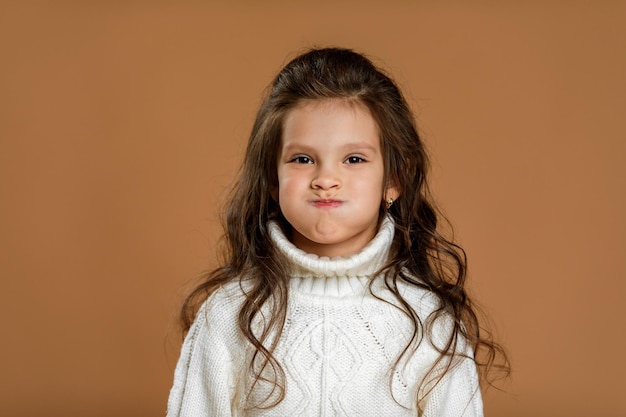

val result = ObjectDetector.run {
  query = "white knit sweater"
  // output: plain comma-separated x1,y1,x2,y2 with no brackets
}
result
167,217,483,417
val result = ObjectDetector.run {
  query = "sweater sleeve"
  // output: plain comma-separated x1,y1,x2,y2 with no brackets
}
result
421,350,484,417
166,294,241,417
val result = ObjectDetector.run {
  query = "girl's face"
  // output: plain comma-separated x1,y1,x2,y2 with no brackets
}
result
275,99,398,257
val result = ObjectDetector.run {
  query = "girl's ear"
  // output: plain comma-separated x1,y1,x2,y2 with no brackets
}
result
384,178,400,203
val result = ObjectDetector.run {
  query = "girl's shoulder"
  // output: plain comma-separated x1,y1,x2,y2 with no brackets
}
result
395,276,441,315
199,279,249,318
394,276,463,345
189,280,247,333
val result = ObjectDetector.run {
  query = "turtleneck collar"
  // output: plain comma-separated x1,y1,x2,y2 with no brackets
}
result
268,216,395,298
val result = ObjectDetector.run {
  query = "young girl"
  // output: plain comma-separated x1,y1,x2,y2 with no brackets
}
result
167,47,508,417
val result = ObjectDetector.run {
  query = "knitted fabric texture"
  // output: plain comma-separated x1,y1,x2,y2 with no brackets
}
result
167,217,483,417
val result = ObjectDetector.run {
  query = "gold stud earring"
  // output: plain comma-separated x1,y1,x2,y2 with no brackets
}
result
386,198,394,209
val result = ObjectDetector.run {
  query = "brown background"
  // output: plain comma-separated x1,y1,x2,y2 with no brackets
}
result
1,1,625,416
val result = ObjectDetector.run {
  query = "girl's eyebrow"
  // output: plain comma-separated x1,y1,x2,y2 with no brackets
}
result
282,141,377,153
340,142,377,152
281,142,313,154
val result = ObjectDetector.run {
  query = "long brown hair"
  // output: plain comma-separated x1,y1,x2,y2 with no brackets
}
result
180,47,509,409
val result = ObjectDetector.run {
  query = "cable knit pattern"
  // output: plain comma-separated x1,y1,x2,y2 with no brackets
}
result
167,217,483,417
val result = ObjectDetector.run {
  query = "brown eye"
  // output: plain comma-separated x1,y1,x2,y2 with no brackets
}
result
292,156,313,164
345,156,365,164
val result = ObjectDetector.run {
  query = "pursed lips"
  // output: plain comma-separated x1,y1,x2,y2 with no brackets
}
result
310,198,343,208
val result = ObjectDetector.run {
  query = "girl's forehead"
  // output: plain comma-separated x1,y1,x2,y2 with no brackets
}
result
282,99,379,135
277,99,384,161
277,99,384,155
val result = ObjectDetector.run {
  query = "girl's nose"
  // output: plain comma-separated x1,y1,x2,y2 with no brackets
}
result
311,165,341,190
